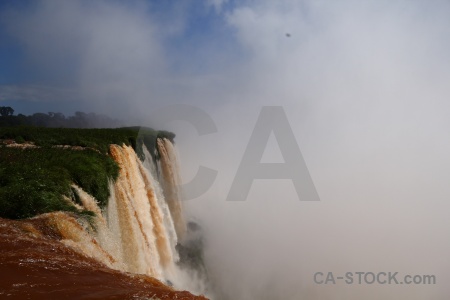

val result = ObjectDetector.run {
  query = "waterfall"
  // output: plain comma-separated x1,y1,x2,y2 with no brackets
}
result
44,211,118,269
108,144,166,279
157,138,187,240
142,145,179,263
70,184,125,271
30,137,214,298
54,139,200,293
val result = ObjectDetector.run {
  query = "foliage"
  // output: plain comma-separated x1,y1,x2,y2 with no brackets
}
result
0,126,172,159
0,107,14,117
0,147,118,219
0,126,175,220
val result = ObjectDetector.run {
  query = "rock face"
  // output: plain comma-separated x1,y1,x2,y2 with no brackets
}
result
0,217,208,300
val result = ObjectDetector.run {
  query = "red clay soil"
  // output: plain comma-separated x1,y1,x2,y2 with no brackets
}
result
0,217,208,300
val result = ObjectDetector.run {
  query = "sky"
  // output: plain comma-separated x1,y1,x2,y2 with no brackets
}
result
0,0,241,115
2,1,450,299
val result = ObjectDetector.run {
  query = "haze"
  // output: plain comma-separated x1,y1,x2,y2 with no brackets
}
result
1,1,450,299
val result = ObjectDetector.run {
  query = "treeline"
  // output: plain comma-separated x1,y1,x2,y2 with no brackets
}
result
0,106,123,128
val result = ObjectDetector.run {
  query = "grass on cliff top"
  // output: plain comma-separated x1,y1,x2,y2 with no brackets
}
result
0,126,175,219
0,126,175,158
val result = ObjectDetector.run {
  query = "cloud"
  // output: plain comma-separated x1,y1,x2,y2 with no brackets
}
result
0,85,78,103
177,1,450,299
2,1,450,299
205,0,229,13
1,0,175,116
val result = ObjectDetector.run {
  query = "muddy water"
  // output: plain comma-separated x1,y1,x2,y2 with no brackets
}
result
0,217,207,300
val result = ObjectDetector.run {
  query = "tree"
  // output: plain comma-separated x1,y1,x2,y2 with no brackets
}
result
0,106,14,117
30,113,50,127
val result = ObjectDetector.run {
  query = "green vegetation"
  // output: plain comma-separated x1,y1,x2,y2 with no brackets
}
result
0,126,175,220
0,147,118,219
0,106,14,117
0,126,175,156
